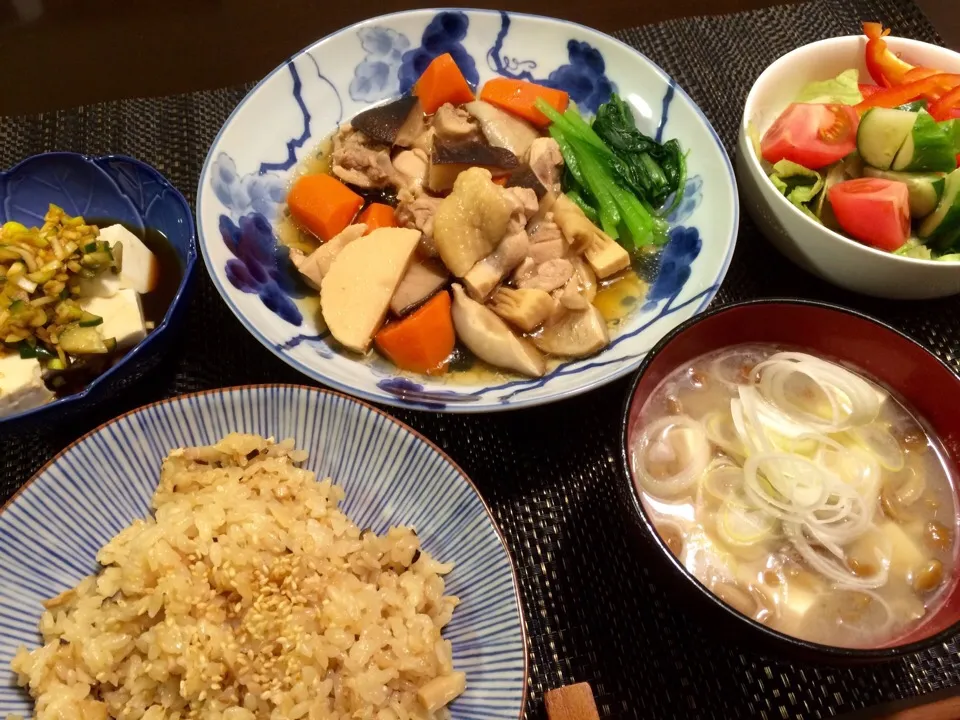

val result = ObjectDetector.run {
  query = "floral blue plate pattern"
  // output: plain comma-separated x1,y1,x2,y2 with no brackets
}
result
196,10,738,412
0,385,527,719
0,152,197,424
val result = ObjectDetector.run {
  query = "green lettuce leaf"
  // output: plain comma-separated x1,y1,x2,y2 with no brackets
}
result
769,160,824,222
940,119,960,153
794,69,863,106
894,238,933,259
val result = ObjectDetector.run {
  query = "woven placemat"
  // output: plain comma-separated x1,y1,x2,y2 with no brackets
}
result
1,0,956,717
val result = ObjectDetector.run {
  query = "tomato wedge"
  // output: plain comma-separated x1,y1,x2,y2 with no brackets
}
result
760,103,859,169
828,178,910,252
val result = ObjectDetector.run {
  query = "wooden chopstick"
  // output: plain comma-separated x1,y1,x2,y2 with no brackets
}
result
544,683,601,720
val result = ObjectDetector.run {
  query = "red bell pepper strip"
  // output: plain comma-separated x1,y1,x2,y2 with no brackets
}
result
858,83,882,99
854,74,960,112
902,67,942,83
930,84,960,121
863,21,916,86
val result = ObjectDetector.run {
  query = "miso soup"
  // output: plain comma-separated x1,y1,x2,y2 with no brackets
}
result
629,344,958,648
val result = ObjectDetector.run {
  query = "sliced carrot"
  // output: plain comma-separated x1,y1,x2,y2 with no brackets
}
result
374,290,454,375
479,78,569,128
287,174,362,241
415,53,475,114
357,203,398,234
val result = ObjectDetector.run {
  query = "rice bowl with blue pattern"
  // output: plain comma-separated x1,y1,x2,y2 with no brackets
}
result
196,10,738,412
0,385,527,719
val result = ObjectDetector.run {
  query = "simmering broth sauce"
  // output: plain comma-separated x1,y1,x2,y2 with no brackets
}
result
631,343,958,648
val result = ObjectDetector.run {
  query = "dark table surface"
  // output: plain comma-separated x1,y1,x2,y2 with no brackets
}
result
2,1,960,719
0,0,957,117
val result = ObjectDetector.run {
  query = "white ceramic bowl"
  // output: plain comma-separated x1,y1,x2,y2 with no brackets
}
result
197,9,738,412
738,35,960,299
0,386,527,719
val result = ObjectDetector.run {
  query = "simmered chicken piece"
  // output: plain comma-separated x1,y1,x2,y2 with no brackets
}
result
283,53,655,379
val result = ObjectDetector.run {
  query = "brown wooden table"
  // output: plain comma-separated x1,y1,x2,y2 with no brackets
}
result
0,0,956,117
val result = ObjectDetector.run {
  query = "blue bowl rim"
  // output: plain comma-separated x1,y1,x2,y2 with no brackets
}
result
619,297,960,661
195,7,740,414
2,382,531,715
0,151,198,426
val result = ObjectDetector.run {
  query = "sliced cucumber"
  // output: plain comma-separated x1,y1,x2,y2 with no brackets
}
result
25,268,55,285
78,311,103,327
894,238,933,259
863,167,946,218
893,111,959,173
857,108,919,170
17,341,53,360
919,169,960,250
58,324,111,355
898,100,928,112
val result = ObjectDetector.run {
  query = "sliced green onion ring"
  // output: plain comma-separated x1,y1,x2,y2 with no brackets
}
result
631,414,711,498
848,423,905,472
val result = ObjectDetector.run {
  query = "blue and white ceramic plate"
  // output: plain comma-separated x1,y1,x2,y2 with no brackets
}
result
196,10,738,412
0,152,196,425
0,385,527,719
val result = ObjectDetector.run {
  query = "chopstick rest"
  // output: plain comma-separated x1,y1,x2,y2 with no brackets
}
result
545,682,601,720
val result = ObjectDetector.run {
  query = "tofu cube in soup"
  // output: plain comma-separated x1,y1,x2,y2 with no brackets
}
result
0,355,55,416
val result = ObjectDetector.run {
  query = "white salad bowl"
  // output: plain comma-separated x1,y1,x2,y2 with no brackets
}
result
738,35,960,300
196,9,737,412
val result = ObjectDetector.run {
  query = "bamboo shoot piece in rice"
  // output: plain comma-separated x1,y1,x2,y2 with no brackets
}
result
629,344,958,648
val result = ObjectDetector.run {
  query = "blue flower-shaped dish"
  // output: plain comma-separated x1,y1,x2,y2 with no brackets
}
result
0,152,197,425
196,10,738,412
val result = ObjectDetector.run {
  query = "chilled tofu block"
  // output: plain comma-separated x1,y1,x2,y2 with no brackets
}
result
0,354,54,418
80,288,147,350
76,272,122,298
100,224,159,294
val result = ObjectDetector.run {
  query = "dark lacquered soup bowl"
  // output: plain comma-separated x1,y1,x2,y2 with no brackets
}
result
619,299,960,664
